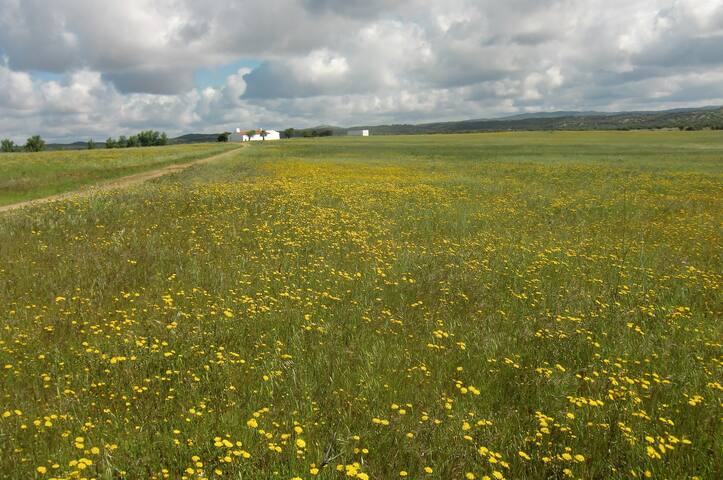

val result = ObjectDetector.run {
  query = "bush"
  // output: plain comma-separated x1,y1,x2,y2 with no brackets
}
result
1,139,15,153
24,135,45,152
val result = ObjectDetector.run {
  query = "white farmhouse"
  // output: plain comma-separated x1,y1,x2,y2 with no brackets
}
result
230,128,281,142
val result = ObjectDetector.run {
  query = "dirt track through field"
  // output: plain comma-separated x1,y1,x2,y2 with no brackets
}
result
0,146,243,214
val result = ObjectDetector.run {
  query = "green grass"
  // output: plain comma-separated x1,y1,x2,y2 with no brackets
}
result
0,131,721,480
0,143,238,206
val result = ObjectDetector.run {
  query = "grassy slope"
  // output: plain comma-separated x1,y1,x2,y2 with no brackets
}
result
0,143,238,206
0,131,721,479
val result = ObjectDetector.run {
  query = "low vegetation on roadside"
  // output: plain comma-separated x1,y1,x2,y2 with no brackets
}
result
0,143,237,206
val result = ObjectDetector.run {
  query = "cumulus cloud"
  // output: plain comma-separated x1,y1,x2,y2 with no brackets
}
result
243,50,351,99
0,0,722,141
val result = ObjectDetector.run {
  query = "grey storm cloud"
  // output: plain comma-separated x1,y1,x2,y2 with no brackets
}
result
0,0,722,141
301,0,413,18
242,63,313,99
102,69,196,95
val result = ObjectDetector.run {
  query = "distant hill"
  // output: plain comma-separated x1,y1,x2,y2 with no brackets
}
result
45,141,91,151
498,111,611,120
168,133,219,144
43,134,220,151
497,106,722,121
332,106,723,136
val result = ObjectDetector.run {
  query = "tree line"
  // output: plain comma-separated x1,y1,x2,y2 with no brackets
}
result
104,130,168,148
1,135,46,152
1,131,170,153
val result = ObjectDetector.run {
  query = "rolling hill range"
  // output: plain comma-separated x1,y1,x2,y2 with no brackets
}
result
334,105,723,136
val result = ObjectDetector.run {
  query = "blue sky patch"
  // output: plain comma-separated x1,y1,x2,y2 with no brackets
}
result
30,71,66,83
194,59,261,89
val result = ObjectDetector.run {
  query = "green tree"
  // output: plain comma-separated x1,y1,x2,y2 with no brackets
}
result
217,132,230,142
260,129,268,141
137,130,155,147
87,139,96,150
246,130,257,140
134,130,168,147
1,139,15,152
24,135,45,152
105,137,117,149
117,136,128,148
283,128,295,139
127,135,140,148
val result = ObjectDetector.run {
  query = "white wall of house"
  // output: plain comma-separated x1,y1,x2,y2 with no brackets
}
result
249,130,280,141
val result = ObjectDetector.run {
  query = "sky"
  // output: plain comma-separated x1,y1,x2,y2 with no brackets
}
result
1,0,722,142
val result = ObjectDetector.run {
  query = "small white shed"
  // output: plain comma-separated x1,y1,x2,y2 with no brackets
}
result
348,129,370,136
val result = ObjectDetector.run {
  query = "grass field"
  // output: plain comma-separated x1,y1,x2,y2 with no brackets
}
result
0,131,721,480
0,143,238,206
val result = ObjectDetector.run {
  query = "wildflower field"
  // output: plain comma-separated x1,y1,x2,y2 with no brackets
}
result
0,131,721,480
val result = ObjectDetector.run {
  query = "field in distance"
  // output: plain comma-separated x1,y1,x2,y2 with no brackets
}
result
0,131,721,479
0,143,238,206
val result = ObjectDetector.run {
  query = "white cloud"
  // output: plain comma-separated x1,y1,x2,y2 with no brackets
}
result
0,0,721,141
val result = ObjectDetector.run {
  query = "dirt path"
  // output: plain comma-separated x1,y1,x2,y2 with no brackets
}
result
0,146,243,214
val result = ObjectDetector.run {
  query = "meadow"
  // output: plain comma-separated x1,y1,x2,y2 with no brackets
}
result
0,131,720,479
0,143,238,206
